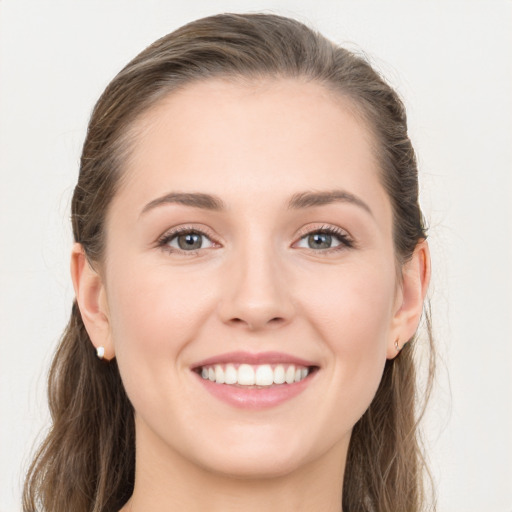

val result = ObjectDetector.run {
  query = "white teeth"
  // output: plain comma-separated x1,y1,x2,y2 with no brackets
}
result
238,364,255,385
214,364,225,384
255,365,274,386
199,363,311,386
285,365,296,384
224,364,237,385
273,364,286,384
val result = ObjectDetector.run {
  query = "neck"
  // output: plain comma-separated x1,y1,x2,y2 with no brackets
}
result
122,421,347,512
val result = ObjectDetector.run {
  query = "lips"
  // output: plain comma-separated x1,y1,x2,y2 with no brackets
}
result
191,351,319,409
192,350,318,368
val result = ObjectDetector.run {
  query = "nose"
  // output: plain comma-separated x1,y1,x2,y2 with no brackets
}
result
217,242,295,331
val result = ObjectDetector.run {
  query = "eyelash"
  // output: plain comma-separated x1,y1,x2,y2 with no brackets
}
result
295,225,354,253
157,224,354,256
157,226,218,255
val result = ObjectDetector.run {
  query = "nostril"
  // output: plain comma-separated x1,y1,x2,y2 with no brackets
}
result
228,316,286,330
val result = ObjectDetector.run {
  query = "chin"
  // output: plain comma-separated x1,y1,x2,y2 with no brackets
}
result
197,447,309,480
183,422,344,480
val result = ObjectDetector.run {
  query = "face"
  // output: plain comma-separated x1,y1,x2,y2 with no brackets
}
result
97,78,403,478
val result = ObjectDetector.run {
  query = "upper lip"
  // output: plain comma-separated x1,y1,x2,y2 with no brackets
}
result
191,351,319,369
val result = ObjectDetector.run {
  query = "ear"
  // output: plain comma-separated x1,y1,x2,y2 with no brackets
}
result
70,243,115,360
387,240,431,359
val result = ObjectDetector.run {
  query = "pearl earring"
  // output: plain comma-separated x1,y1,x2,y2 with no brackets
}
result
394,339,401,352
96,346,105,360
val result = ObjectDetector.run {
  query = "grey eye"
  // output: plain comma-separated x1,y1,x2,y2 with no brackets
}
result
296,231,344,250
167,232,214,251
307,233,333,249
178,233,202,250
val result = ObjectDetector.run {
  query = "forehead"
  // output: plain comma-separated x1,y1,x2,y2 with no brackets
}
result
114,78,389,223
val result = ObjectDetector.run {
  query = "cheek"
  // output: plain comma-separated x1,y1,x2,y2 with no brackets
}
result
105,260,218,373
103,261,221,433
305,258,396,344
302,260,396,411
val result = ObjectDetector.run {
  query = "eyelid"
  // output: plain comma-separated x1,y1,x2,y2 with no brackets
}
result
295,223,351,238
156,224,221,254
293,224,355,250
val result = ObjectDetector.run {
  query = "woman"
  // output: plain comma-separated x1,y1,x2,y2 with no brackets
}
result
23,12,434,512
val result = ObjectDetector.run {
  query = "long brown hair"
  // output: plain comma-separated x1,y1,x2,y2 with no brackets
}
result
23,13,435,512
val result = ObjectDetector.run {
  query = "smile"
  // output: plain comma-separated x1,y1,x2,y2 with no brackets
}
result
198,363,313,386
191,352,319,409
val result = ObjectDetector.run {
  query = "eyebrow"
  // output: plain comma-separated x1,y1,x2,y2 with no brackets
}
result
140,192,226,216
287,190,373,216
140,189,373,217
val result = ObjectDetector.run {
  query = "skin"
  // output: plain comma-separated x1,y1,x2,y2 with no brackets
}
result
71,78,430,512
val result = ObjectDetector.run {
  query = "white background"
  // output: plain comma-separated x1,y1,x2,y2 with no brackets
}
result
1,1,511,511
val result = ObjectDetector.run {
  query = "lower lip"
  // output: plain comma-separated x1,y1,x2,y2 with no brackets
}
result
193,372,316,410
